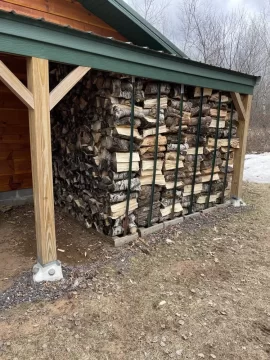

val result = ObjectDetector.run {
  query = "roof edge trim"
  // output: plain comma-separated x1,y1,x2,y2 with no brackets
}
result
0,11,259,95
79,0,188,57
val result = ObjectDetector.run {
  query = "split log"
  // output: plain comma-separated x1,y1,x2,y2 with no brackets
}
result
201,174,220,182
183,183,203,196
102,137,140,152
210,108,228,118
207,138,240,148
194,87,212,98
196,195,217,204
145,83,171,95
210,93,229,103
141,135,167,147
142,125,168,138
160,203,183,217
140,174,166,186
140,146,166,155
110,198,138,219
144,97,168,109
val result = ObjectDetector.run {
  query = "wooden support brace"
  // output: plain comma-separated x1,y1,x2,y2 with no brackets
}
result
27,57,57,266
0,60,34,110
49,66,91,110
230,92,247,122
230,92,253,198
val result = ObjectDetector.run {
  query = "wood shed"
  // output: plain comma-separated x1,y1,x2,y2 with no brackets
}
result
0,0,260,281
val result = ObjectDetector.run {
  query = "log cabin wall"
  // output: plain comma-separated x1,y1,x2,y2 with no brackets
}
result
0,54,32,192
0,0,127,41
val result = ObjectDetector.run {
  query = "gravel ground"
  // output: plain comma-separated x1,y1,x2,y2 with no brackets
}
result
0,182,270,359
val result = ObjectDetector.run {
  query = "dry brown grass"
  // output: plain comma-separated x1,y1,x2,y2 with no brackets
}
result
1,183,270,359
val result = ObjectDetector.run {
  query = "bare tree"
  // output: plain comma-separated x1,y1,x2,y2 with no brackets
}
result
177,0,268,74
128,0,270,150
126,0,172,34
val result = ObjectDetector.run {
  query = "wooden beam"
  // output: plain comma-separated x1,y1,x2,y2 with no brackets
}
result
27,57,57,266
0,60,34,110
49,66,91,110
230,92,247,122
231,94,253,198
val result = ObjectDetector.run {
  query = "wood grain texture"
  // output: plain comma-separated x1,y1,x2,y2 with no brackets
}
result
230,92,247,122
0,0,127,41
27,57,57,265
0,61,34,109
231,94,253,198
50,66,91,110
0,55,32,192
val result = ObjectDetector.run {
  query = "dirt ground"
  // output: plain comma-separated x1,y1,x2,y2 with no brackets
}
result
1,182,270,359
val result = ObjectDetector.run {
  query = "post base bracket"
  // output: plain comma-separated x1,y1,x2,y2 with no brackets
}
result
33,261,63,283
231,196,246,207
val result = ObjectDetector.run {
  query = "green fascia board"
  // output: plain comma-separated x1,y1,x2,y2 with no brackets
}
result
79,0,187,58
0,12,259,95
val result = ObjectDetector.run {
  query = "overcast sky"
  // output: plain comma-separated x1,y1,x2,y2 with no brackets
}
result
228,0,265,10
127,0,267,15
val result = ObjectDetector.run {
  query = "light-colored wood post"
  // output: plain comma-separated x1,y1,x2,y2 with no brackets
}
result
231,93,253,198
27,57,57,266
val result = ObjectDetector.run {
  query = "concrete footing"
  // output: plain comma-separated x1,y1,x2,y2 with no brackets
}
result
134,203,232,242
138,223,164,237
201,202,230,214
230,197,246,207
183,212,201,220
33,261,63,282
0,188,33,206
112,233,139,247
164,217,184,228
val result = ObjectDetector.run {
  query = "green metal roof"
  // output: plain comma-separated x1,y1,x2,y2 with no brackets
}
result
79,0,187,58
0,11,260,94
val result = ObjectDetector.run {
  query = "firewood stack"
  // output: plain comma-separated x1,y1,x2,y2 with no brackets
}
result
50,64,239,238
134,83,167,227
51,67,141,236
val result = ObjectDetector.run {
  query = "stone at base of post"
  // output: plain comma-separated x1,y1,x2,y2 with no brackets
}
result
33,260,63,283
231,196,246,207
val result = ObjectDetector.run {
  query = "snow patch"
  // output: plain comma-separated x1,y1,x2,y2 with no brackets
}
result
244,153,270,183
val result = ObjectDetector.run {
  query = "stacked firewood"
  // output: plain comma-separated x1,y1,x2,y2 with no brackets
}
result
50,64,238,237
134,83,168,227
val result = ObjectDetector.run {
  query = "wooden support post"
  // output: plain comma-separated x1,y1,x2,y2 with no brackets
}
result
27,57,57,266
230,93,253,198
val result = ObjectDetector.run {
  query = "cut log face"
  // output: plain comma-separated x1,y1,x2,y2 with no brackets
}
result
113,126,142,141
51,66,238,237
209,109,228,118
196,195,217,204
207,138,240,148
140,175,166,186
209,119,226,128
141,160,164,171
201,174,220,182
186,147,204,155
142,125,168,138
183,183,203,196
110,198,138,219
194,87,212,98
141,135,167,147
164,160,184,171
160,203,183,217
